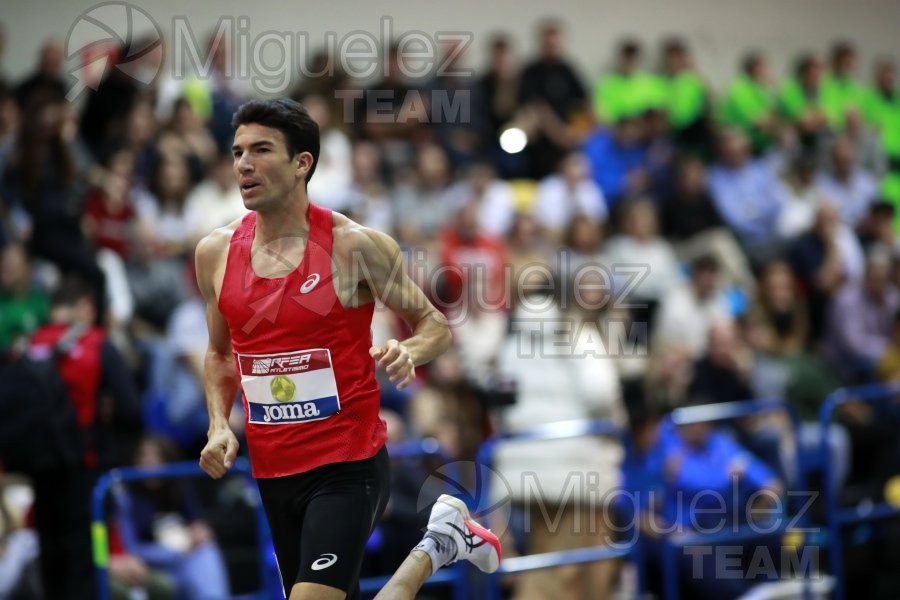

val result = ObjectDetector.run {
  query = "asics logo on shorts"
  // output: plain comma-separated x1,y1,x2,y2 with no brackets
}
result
300,273,321,294
311,553,338,570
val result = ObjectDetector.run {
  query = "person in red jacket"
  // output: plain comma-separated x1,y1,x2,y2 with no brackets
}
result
195,98,500,600
437,201,510,312
26,277,142,600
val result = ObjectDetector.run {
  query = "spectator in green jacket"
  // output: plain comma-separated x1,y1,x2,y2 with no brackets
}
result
779,54,829,149
721,52,778,154
659,38,707,130
660,37,712,156
0,243,49,360
821,41,868,131
863,59,900,220
593,39,667,124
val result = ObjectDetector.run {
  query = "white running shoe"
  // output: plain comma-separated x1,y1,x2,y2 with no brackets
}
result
426,494,502,573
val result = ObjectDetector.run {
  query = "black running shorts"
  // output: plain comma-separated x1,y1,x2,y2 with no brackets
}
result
256,446,391,599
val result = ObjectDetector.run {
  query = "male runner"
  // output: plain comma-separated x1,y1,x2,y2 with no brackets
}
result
195,98,500,600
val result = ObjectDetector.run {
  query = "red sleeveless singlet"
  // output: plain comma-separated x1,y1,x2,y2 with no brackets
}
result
218,204,386,478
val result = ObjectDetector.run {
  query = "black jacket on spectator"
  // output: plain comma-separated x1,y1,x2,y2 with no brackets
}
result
788,232,832,343
518,58,586,179
688,358,755,404
15,73,66,110
519,59,586,119
660,191,724,240
80,70,141,161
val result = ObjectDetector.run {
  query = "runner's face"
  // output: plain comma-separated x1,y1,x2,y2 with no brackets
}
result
232,123,303,211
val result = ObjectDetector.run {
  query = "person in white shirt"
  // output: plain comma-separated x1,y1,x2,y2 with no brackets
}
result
603,199,682,305
183,153,247,242
534,152,608,242
653,254,734,358
303,94,353,210
494,271,624,600
445,163,516,237
134,157,195,256
340,141,394,233
777,153,829,239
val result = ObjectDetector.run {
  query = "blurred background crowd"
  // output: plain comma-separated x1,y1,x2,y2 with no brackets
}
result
1,14,900,600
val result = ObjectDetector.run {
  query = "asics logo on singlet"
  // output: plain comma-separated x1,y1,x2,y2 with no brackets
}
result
300,273,321,294
310,553,338,571
446,522,486,552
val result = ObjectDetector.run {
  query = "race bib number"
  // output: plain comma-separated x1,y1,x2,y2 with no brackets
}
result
237,349,341,425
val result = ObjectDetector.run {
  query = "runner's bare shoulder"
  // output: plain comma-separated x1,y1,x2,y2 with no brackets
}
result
330,211,393,262
195,217,244,297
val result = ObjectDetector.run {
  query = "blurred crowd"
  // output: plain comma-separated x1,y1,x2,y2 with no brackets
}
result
1,16,900,600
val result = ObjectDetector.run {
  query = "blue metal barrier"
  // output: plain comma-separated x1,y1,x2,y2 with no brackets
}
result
476,419,639,600
93,441,469,600
819,383,900,600
91,457,275,600
661,399,813,600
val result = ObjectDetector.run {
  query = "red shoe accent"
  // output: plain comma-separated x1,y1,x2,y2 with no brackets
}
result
464,518,503,564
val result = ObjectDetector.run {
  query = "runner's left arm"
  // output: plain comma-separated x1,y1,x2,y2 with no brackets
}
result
361,229,451,389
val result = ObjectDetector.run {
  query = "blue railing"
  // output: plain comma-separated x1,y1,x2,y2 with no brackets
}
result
91,457,275,600
476,419,639,600
90,388,900,599
92,440,467,600
819,382,900,600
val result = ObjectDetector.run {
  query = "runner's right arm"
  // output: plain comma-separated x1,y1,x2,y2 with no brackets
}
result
195,232,241,478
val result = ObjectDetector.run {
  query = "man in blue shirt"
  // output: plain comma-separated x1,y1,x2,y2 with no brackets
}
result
708,130,789,264
583,116,648,212
620,412,784,599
